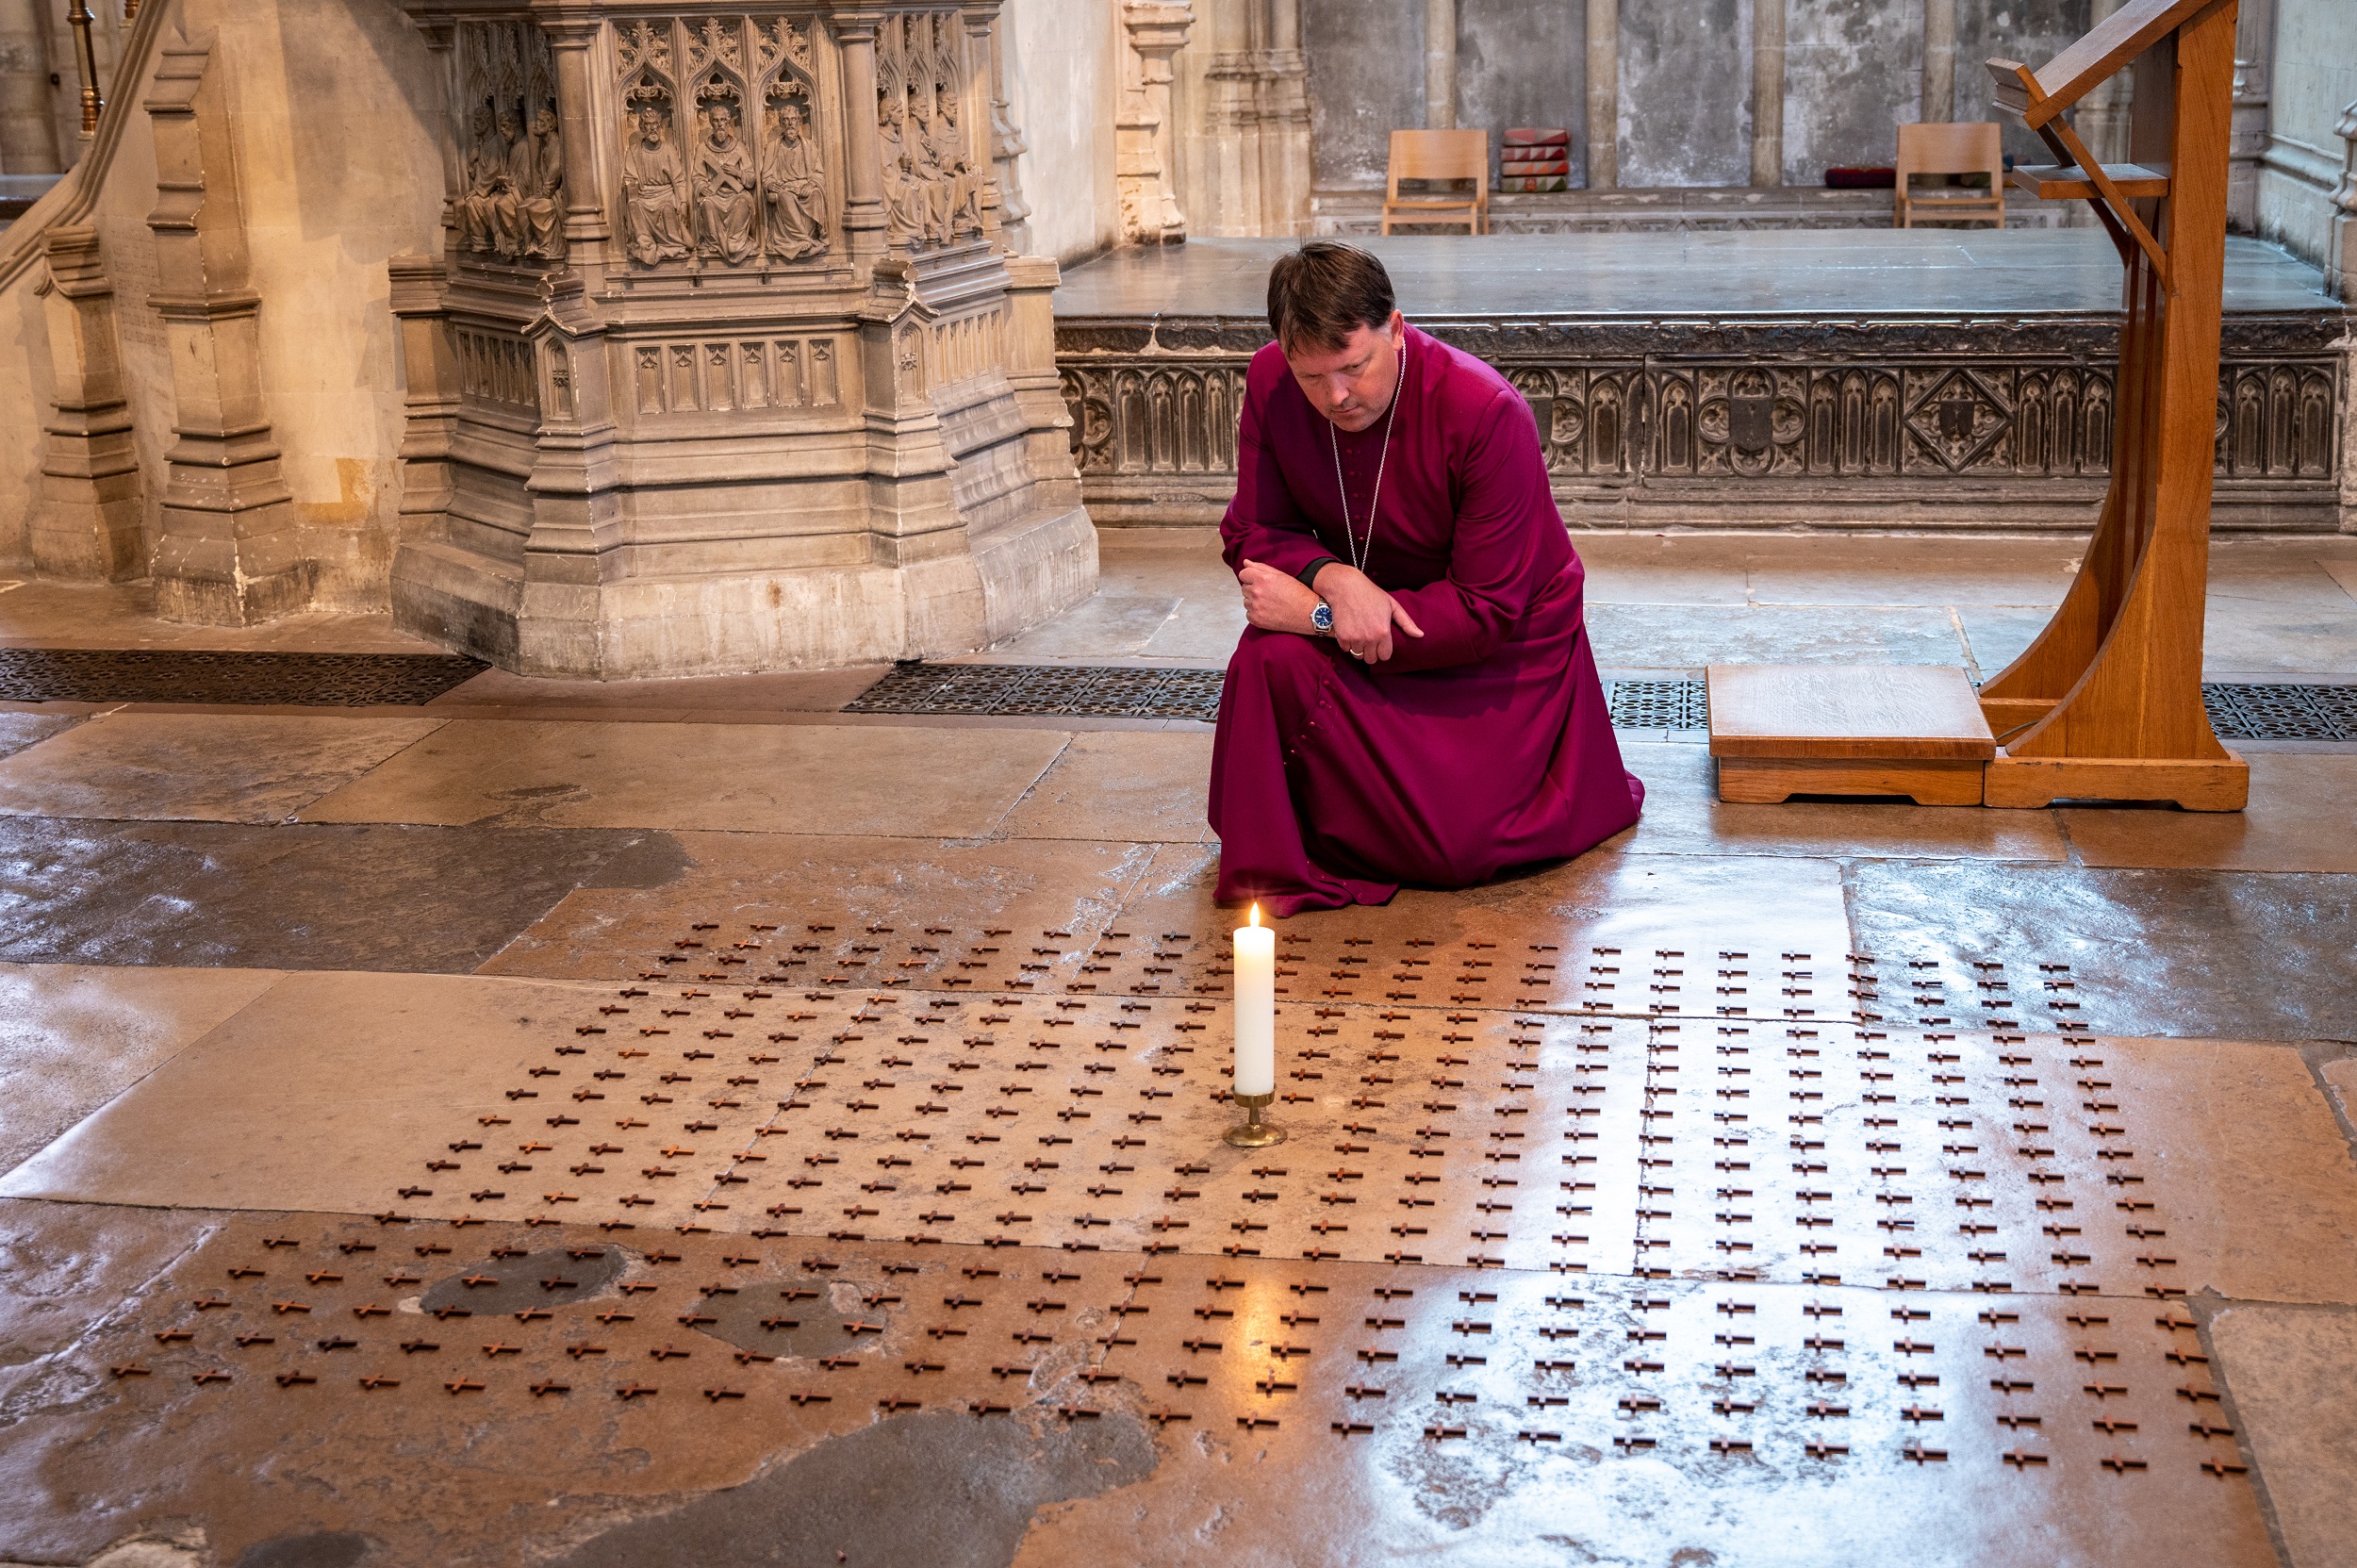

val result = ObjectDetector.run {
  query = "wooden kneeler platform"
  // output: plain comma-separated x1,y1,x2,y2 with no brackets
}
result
1708,666,1994,805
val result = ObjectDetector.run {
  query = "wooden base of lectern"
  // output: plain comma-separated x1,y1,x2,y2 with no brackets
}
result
1706,665,1995,806
1982,749,2249,811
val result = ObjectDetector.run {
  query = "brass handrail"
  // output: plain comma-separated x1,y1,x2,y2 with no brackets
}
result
67,0,102,137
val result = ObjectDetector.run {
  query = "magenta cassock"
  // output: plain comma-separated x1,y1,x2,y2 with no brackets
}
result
1209,322,1645,916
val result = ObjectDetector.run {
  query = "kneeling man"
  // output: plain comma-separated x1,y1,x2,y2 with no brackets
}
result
1210,242,1643,915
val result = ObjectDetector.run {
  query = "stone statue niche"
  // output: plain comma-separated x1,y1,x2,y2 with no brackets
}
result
451,21,564,267
874,11,983,253
618,82,693,267
762,91,829,261
691,87,760,266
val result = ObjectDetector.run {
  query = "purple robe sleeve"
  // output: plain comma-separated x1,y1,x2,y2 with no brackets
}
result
1218,346,1331,583
1377,385,1564,674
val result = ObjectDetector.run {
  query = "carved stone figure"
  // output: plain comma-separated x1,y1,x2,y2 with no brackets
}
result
931,93,981,239
488,109,533,257
456,106,505,253
693,102,759,265
522,106,566,260
621,103,693,266
760,100,828,261
878,97,924,248
910,102,950,245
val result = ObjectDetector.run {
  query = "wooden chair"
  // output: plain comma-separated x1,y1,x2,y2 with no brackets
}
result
1894,122,2006,227
1380,129,1489,235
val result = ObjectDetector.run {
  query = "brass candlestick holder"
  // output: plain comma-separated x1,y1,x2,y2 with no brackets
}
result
1224,1091,1284,1148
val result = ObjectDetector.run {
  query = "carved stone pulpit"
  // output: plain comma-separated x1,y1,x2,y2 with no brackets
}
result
387,3,1093,678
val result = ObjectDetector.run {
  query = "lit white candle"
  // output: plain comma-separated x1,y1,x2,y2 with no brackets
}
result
1232,903,1276,1098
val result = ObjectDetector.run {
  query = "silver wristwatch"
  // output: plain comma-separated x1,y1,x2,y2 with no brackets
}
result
1311,602,1334,635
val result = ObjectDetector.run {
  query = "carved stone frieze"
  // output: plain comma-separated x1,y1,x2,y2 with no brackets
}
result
1056,312,2348,528
453,21,565,267
875,11,984,252
615,14,832,272
390,2,1091,678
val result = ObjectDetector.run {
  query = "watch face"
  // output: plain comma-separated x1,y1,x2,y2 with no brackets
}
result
1312,602,1333,634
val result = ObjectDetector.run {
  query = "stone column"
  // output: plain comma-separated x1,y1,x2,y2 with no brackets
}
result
0,0,63,173
1920,0,1954,124
2227,0,2275,231
387,256,458,536
1424,0,1455,132
1584,0,1616,189
983,2,1030,242
2075,0,2130,164
32,225,142,579
1752,0,1786,186
1117,1,1191,243
960,8,1007,244
832,15,887,262
545,19,613,268
142,37,311,625
1260,0,1310,235
2327,100,2356,302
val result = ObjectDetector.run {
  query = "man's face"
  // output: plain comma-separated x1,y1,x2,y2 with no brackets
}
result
1284,312,1405,434
498,113,519,141
636,107,664,140
782,106,804,141
535,108,557,137
709,106,736,141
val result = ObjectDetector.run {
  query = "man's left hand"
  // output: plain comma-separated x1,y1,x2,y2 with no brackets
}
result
1238,558,1322,635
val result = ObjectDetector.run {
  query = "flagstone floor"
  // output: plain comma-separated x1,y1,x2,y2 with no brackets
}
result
1,530,2354,1568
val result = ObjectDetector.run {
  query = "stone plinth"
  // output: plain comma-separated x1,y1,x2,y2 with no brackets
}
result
387,6,1093,678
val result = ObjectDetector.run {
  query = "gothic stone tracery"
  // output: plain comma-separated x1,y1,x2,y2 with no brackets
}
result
616,15,833,271
453,22,565,266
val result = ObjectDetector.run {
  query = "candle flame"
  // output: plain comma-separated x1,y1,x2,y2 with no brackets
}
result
1248,903,1261,928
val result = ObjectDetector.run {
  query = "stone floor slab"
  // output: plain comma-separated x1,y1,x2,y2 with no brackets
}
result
0,713,444,825
0,964,283,1180
2061,754,2357,873
478,833,1162,984
997,733,1214,844
0,972,615,1216
0,714,82,764
2208,1301,2357,1568
1844,862,2357,1042
1586,604,1971,675
0,817,688,973
0,1206,2286,1568
298,721,1072,838
1620,743,2069,862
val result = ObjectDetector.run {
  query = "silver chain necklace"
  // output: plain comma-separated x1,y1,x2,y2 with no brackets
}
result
1327,334,1409,575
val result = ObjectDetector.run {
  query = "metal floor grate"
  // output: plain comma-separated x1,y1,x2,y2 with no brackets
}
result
0,649,488,706
1601,677,2357,740
2201,682,2357,741
1603,678,1710,732
847,663,1227,720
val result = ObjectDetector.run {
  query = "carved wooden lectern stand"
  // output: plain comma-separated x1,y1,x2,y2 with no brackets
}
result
1977,0,2247,809
1707,0,2250,813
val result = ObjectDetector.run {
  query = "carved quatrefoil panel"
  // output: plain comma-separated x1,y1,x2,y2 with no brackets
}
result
1904,369,2012,472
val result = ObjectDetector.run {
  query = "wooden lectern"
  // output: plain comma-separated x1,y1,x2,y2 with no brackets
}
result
1977,0,2247,809
1706,0,2248,813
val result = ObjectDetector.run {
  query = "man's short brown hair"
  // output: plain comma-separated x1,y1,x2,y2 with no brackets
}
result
1266,242,1395,354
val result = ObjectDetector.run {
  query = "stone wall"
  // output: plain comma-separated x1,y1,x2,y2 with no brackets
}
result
2254,0,2355,278
1302,0,2093,193
0,0,446,607
1002,0,1122,262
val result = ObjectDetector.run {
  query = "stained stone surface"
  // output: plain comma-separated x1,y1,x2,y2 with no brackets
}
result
1843,863,2357,1043
0,818,690,972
